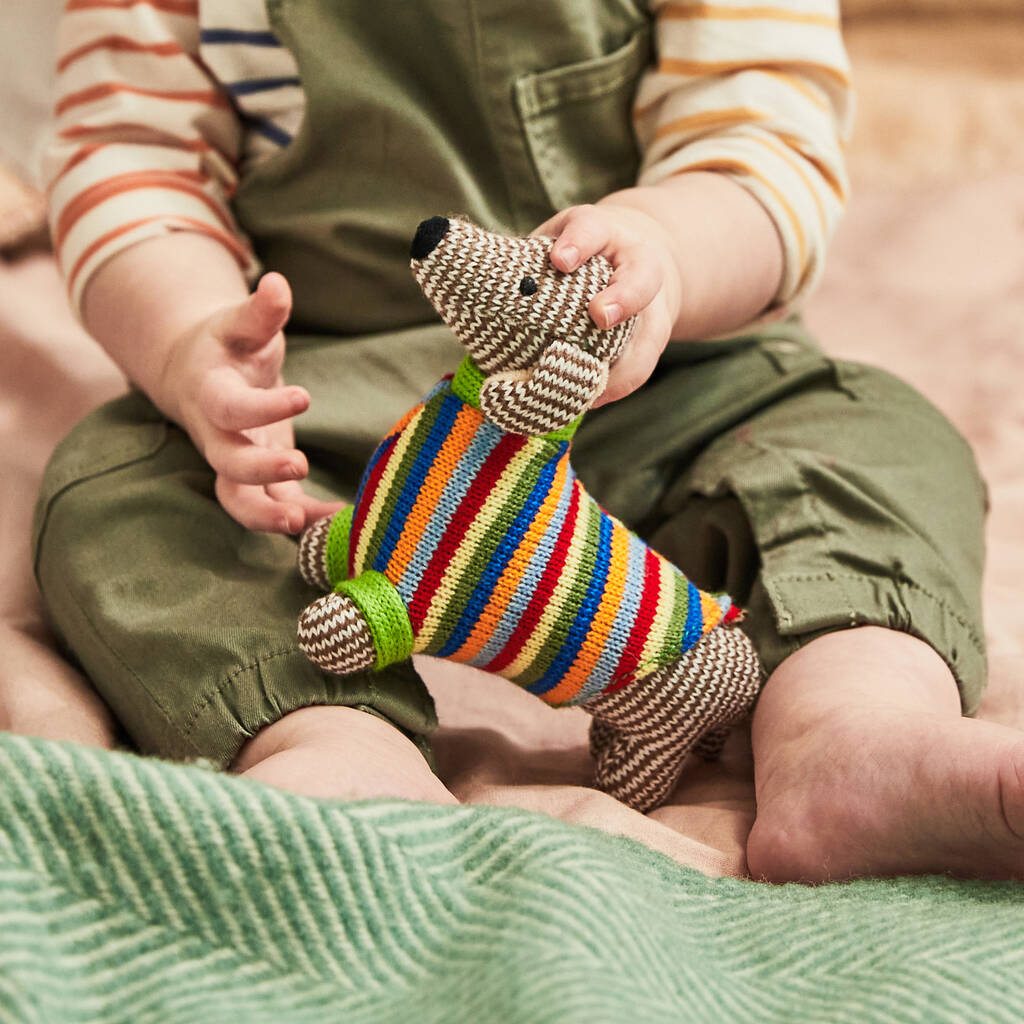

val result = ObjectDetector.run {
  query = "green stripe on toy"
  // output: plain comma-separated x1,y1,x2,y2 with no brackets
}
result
334,570,414,669
325,504,354,587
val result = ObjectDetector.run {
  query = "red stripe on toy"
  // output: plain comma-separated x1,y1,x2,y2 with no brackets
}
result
406,433,528,631
482,480,583,675
346,435,401,576
604,547,662,692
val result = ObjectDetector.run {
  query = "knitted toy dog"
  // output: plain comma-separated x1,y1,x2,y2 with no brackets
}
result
296,216,763,812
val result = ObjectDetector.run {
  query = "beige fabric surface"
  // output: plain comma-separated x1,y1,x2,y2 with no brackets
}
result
2,15,1022,880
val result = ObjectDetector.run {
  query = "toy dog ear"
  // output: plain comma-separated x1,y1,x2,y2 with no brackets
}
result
478,340,609,435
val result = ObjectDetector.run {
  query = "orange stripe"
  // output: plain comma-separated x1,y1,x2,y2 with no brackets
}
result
541,514,632,705
659,3,839,28
776,130,847,201
452,454,572,663
56,82,230,117
673,157,806,273
634,68,830,121
385,404,480,586
65,0,199,14
699,591,725,631
658,57,850,89
648,105,769,137
65,215,249,298
57,36,185,73
749,133,828,236
54,169,229,250
57,123,213,149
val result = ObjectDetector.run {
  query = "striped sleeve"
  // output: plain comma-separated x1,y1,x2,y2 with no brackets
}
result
634,0,854,316
42,0,261,321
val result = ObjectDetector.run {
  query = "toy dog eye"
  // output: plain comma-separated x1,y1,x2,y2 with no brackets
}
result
518,276,538,296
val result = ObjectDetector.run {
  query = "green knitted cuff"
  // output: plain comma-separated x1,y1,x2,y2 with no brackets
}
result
324,505,354,587
451,356,584,440
451,356,485,408
334,571,414,670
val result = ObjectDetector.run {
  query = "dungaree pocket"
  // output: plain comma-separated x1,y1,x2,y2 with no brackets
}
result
514,25,651,212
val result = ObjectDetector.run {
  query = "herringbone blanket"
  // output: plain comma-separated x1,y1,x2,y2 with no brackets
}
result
1,732,1022,1024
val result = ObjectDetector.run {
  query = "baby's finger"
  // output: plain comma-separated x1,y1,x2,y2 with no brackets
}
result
588,243,663,330
199,367,309,432
205,431,308,486
593,307,671,407
216,477,305,534
218,272,292,353
265,481,347,529
547,206,612,273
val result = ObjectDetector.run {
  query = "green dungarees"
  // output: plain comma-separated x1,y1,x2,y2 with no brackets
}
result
33,0,988,768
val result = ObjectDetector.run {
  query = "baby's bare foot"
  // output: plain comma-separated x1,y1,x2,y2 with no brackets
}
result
234,705,458,804
746,627,1024,883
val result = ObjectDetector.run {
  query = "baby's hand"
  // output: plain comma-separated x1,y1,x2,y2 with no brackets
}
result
531,202,683,406
161,272,342,534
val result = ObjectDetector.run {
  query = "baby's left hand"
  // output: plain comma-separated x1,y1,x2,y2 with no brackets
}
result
531,201,682,406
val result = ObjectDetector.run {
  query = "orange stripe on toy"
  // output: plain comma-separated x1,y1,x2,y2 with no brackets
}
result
451,452,572,663
700,589,726,631
352,407,425,574
503,480,593,681
417,441,542,651
386,404,480,585
541,513,632,705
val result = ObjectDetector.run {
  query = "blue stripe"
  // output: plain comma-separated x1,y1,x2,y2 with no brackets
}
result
528,508,614,698
471,466,575,668
436,451,562,658
394,420,504,608
373,393,461,574
200,29,282,47
227,76,301,97
245,115,293,147
578,528,647,699
349,432,400,525
681,581,704,652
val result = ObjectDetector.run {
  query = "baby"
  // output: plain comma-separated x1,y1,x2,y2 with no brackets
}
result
29,0,1020,883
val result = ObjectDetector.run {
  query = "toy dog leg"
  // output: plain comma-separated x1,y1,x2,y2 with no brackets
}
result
298,506,354,591
584,624,762,813
692,725,731,762
297,569,414,676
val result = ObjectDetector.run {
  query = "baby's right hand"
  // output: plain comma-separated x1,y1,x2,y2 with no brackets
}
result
160,272,342,534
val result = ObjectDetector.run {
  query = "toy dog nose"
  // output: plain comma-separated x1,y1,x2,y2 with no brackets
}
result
410,216,450,260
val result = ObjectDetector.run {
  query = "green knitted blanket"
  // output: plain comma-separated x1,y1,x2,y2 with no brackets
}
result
1,733,1022,1024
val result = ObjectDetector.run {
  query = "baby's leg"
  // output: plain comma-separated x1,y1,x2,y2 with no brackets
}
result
747,626,1024,883
234,705,457,803
1,623,117,748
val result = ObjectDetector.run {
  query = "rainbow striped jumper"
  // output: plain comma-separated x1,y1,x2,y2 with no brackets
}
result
307,357,736,708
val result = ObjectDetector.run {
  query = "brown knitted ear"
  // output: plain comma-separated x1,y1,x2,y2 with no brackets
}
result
478,340,608,435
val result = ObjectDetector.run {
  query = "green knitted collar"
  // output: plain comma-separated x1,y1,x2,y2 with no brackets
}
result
450,356,583,441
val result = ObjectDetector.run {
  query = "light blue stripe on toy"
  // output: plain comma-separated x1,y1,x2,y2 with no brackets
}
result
471,466,576,668
393,418,504,606
437,454,562,658
576,526,648,701
373,392,462,573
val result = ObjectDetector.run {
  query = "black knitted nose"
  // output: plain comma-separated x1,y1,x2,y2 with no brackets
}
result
410,216,450,260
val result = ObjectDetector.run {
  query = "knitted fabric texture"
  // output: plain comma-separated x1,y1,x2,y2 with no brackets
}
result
311,361,734,704
296,216,764,812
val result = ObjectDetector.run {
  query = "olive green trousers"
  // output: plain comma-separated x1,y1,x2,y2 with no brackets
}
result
32,316,988,768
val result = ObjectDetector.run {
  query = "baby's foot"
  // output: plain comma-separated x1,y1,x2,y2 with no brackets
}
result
747,628,1024,883
234,705,457,805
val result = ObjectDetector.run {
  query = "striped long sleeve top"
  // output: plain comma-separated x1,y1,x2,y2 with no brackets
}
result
43,0,853,324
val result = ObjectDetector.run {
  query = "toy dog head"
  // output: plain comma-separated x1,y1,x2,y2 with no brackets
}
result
409,216,636,435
